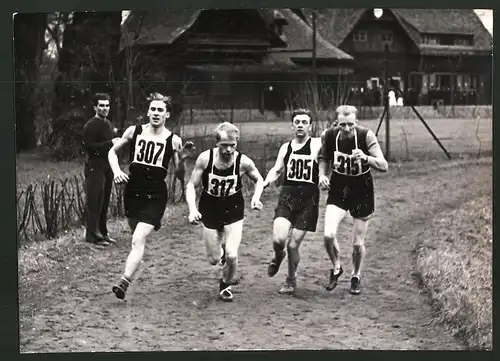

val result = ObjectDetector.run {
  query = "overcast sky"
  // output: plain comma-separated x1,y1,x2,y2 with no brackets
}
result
121,9,493,35
474,9,493,35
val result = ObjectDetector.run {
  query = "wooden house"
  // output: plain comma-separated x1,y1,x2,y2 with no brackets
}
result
120,8,354,114
305,8,493,106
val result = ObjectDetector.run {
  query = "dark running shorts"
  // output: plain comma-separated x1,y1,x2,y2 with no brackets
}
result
199,191,245,231
326,172,374,219
274,185,320,232
123,181,168,231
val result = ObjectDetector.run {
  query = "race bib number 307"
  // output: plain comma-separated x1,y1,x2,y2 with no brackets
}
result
333,151,364,176
134,135,167,167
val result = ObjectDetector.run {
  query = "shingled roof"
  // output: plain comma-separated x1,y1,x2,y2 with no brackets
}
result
393,9,492,54
120,9,287,50
268,9,353,62
120,9,200,49
303,9,492,56
120,7,353,73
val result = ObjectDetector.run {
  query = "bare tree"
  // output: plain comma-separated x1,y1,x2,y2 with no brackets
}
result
286,73,352,136
119,12,189,127
45,12,72,56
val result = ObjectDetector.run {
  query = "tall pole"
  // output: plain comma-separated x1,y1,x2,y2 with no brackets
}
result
312,10,317,82
312,10,318,134
384,44,390,159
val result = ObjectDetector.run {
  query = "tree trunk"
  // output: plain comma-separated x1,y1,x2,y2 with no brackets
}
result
14,13,47,152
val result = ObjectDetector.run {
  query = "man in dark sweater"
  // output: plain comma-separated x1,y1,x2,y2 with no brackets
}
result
82,93,120,246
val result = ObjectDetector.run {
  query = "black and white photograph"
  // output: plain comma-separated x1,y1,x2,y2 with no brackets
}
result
15,7,493,352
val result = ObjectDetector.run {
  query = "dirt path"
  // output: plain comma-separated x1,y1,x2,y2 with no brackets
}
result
19,159,492,352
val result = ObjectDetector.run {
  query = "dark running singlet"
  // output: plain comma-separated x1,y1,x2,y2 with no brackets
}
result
128,125,175,188
123,125,176,229
199,149,244,229
274,137,320,232
324,125,375,218
330,126,371,177
282,137,319,187
201,149,243,197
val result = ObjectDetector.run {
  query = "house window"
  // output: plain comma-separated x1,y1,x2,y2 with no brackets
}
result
435,73,452,89
274,23,284,36
353,31,367,42
381,32,393,44
463,74,478,89
429,73,436,88
367,77,380,90
454,37,472,46
390,76,402,91
408,72,424,92
422,34,439,45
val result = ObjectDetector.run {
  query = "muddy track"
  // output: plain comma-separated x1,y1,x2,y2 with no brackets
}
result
19,159,492,352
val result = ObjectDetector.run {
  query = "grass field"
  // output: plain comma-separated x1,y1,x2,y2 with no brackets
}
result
414,195,492,350
16,117,491,240
17,117,492,188
177,117,492,161
16,117,493,351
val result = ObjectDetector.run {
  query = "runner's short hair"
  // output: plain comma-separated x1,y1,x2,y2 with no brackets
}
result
147,92,172,110
291,108,313,122
335,105,358,119
214,122,240,142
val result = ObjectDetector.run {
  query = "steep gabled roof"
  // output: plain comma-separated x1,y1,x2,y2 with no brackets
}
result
120,9,201,49
304,9,365,47
393,9,479,35
268,9,353,61
303,8,492,55
120,9,287,50
392,9,492,51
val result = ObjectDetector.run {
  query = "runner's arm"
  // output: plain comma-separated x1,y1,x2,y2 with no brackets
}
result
171,134,183,172
242,155,265,201
364,130,388,172
185,151,208,213
318,129,332,178
263,143,287,188
108,125,134,175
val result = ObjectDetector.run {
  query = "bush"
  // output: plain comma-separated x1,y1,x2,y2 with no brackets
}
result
47,108,87,161
16,174,124,245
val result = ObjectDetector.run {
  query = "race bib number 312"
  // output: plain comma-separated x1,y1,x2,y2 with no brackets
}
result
208,174,237,197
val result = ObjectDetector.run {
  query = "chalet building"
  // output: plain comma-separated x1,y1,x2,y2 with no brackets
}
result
120,9,353,114
307,8,493,106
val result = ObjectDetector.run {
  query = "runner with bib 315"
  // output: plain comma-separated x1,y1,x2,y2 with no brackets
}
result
318,105,388,295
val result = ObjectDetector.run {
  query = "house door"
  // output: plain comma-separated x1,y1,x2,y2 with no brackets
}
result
409,73,423,93
390,76,403,92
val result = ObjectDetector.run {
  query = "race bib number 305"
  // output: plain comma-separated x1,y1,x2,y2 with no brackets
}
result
286,154,314,183
134,135,167,167
333,150,365,176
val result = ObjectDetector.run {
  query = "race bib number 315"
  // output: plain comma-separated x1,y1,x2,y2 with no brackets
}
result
333,151,364,176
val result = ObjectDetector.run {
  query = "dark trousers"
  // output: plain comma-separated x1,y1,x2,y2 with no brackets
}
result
84,162,113,239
